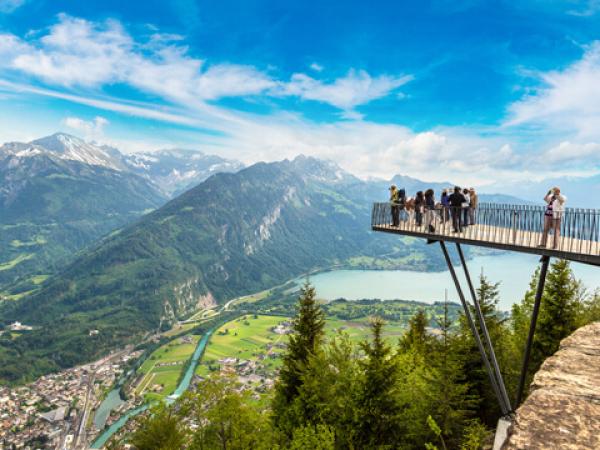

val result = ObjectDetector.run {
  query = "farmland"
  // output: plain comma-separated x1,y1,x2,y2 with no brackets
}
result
133,335,200,402
194,311,412,394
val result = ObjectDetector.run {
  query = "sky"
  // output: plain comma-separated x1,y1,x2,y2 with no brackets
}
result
1,0,600,187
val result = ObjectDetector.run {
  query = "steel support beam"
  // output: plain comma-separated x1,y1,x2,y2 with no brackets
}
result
515,255,551,407
455,243,513,414
438,241,510,416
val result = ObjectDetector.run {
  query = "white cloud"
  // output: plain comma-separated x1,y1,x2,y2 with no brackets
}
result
0,0,26,13
0,14,407,115
63,116,109,139
567,0,600,16
274,69,413,115
4,13,599,188
506,41,600,140
0,79,207,127
537,141,600,165
309,62,323,72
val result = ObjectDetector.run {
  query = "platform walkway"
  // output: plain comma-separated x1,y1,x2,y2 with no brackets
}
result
372,202,600,266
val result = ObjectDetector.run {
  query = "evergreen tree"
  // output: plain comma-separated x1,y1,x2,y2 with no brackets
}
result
289,425,335,450
400,309,430,353
507,268,540,397
294,333,361,447
456,274,506,426
427,300,476,448
272,281,325,434
531,260,579,374
356,317,404,448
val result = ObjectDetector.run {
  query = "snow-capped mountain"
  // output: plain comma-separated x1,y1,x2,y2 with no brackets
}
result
30,133,127,171
1,133,245,196
124,148,244,196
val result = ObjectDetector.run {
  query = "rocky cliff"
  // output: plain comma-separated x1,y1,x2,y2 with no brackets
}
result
504,322,600,449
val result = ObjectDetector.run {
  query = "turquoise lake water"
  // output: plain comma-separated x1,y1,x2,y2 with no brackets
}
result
310,252,600,311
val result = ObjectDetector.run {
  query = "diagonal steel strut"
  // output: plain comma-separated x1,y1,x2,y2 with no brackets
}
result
515,255,551,407
455,243,512,414
438,241,511,416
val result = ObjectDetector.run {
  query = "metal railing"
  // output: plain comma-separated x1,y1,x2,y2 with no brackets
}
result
371,202,600,261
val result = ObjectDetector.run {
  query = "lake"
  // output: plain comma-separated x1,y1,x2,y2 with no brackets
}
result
310,252,600,311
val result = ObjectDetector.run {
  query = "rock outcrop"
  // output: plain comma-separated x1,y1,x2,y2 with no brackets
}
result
504,322,600,449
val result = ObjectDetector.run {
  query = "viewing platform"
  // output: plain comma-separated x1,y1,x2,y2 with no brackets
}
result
371,202,600,267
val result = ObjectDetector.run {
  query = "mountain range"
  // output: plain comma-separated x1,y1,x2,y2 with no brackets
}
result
0,133,244,298
0,132,543,384
0,154,452,383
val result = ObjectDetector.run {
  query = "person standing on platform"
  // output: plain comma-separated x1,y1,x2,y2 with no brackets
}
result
389,185,401,226
398,188,407,222
469,187,478,225
449,186,466,233
424,189,437,232
462,188,471,227
539,187,567,249
415,191,425,227
441,189,450,222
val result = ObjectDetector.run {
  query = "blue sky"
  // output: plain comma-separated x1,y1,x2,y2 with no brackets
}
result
1,0,600,186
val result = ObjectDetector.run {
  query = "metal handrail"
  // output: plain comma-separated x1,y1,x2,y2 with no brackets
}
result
372,202,600,259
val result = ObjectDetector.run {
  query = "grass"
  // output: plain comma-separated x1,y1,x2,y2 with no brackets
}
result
30,275,49,285
0,290,37,301
325,318,405,343
9,236,47,248
134,335,200,401
163,321,200,338
0,254,34,271
195,314,408,381
196,315,286,378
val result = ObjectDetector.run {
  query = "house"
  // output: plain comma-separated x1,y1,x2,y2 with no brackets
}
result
8,322,33,331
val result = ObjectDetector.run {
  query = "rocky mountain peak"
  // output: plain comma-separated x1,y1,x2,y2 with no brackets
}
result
288,154,358,185
31,133,125,170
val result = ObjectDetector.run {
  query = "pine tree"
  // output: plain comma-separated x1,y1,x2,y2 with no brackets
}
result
400,309,430,353
507,268,540,397
456,274,506,426
272,281,325,434
356,317,404,448
294,333,361,447
531,259,579,373
428,300,476,448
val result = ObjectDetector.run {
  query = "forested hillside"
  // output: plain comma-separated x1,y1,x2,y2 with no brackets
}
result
0,157,444,383
127,266,600,450
0,137,166,297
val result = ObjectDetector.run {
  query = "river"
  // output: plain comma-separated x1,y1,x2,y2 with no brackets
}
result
93,388,125,431
90,330,214,448
309,252,600,310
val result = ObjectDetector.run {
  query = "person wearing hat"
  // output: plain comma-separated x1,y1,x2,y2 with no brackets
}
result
389,185,401,226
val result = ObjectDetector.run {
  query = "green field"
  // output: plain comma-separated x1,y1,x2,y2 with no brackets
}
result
10,236,47,248
0,254,34,271
134,335,200,401
195,313,409,385
162,321,200,338
196,315,286,378
325,318,406,342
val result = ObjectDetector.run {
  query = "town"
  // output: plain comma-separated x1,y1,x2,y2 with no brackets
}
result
0,347,142,449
